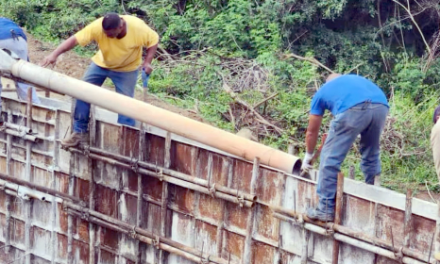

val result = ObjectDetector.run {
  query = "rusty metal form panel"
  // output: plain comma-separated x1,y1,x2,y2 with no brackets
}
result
0,93,439,264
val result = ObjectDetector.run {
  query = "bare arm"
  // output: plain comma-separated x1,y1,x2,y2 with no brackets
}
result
40,36,78,67
142,43,158,74
305,114,323,154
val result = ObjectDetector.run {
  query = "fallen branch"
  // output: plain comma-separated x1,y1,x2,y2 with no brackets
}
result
229,105,236,129
253,93,279,109
220,73,284,134
284,53,334,73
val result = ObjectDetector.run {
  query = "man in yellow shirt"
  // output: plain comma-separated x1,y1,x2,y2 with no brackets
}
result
431,105,440,182
41,13,159,147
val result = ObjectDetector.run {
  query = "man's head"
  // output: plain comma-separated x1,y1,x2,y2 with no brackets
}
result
326,73,342,83
434,105,440,124
102,13,124,38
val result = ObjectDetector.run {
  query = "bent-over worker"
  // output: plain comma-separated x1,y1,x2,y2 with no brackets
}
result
430,105,440,182
41,13,159,147
0,17,41,112
302,73,389,222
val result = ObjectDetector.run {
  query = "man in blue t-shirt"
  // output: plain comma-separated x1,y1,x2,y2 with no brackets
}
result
302,73,389,222
0,17,40,114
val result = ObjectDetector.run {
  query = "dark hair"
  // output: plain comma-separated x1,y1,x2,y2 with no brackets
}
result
102,12,121,30
434,105,440,124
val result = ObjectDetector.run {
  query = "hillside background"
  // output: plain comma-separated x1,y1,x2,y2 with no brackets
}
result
2,0,440,195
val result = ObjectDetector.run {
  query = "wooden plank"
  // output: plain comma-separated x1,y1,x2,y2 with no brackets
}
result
403,189,413,248
50,109,60,264
89,105,97,264
332,173,344,264
157,132,171,263
242,157,259,264
136,124,146,264
218,158,233,259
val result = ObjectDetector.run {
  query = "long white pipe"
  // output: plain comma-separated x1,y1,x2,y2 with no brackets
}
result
0,50,301,174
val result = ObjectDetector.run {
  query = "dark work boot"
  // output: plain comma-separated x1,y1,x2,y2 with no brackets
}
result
61,132,87,147
306,207,335,222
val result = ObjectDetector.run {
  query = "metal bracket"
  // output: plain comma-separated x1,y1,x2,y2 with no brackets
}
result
80,201,89,220
17,187,30,201
129,226,137,239
201,255,211,264
60,144,70,151
82,144,90,157
130,158,139,173
81,210,90,221
297,214,304,225
153,235,160,249
236,195,245,207
395,247,403,262
158,168,164,181
209,183,216,198
62,201,68,211
0,182,5,191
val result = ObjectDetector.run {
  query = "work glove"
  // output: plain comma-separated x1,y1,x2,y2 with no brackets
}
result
301,152,314,173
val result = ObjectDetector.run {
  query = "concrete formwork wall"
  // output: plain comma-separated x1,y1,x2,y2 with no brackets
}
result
0,94,438,264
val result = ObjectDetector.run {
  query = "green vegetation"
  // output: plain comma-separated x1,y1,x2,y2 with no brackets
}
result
2,0,440,193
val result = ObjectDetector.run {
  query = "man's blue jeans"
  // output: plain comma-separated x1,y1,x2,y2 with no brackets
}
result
317,102,389,214
73,63,138,133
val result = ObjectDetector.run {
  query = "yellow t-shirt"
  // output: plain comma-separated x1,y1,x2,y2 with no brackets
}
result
75,15,159,72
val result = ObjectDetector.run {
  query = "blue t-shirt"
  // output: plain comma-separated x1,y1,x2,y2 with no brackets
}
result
0,18,27,41
310,75,389,116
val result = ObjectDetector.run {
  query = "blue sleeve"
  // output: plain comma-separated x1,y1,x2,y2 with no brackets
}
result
310,93,325,116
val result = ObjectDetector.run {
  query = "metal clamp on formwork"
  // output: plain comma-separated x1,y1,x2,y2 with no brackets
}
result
201,255,211,264
209,183,216,198
60,144,69,151
394,247,403,262
81,209,90,221
62,200,68,211
236,194,245,207
79,201,89,220
158,168,164,181
17,129,27,139
128,226,137,239
297,214,304,225
130,158,139,173
153,235,160,249
82,144,90,157
17,187,30,201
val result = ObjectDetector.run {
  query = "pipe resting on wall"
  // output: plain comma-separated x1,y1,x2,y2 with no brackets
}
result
0,49,301,174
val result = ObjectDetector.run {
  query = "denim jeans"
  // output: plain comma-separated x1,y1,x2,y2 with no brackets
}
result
317,101,389,214
73,63,138,133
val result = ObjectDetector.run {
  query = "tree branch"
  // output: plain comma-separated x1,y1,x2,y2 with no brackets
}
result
253,93,279,109
219,73,284,134
391,0,431,53
284,53,335,73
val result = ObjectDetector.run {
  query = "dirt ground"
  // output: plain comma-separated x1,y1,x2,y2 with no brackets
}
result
26,33,204,122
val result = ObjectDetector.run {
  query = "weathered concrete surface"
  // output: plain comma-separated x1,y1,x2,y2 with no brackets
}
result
0,93,438,264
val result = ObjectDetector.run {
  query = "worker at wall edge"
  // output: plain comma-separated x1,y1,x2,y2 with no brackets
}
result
40,12,159,147
302,73,389,222
0,17,41,122
430,104,440,183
